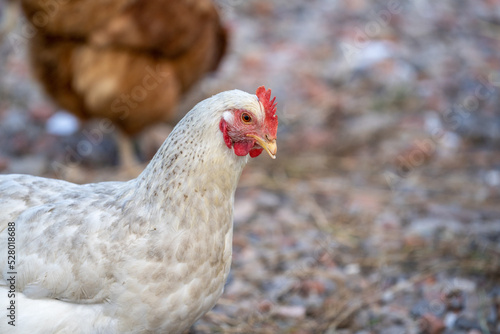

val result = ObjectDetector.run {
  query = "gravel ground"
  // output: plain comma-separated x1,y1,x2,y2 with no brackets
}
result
1,0,500,333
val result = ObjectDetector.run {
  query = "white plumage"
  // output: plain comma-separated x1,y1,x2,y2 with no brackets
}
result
0,88,278,333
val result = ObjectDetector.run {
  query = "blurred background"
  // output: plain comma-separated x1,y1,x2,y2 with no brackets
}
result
1,0,500,333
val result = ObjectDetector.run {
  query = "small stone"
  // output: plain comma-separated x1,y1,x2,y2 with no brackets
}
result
46,110,79,136
443,312,458,329
345,263,360,275
271,305,306,319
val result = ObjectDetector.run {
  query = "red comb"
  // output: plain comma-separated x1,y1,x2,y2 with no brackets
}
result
256,86,278,135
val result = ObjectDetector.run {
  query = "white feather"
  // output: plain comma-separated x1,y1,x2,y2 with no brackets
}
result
0,89,263,333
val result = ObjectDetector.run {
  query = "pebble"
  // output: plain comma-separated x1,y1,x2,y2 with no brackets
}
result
45,111,80,136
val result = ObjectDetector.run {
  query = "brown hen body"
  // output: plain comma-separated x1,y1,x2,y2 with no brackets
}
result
21,0,227,135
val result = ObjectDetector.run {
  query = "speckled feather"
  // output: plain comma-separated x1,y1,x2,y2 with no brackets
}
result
0,90,269,333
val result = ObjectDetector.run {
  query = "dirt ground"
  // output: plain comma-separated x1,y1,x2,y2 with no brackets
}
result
1,1,500,333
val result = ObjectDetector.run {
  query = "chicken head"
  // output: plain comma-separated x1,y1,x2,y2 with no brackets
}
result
219,86,278,159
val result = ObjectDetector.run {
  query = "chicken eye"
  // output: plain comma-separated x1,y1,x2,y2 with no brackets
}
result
241,113,253,123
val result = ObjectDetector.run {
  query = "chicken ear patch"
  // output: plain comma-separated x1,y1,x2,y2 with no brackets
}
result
219,119,232,149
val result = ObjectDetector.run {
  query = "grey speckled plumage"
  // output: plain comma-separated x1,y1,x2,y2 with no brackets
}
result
0,89,273,333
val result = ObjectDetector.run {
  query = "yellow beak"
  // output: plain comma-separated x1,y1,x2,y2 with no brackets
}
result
246,134,277,159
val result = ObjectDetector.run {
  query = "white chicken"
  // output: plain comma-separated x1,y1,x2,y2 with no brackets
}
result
0,87,278,333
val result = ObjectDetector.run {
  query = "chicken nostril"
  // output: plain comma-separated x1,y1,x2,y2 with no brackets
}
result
265,135,276,143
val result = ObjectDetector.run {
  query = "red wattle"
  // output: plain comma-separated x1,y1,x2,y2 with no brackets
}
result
233,141,254,156
249,148,263,158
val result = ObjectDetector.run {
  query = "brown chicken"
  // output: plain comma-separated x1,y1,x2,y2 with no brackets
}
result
14,0,227,167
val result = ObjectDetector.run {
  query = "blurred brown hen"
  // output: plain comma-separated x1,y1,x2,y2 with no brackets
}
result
13,0,227,169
